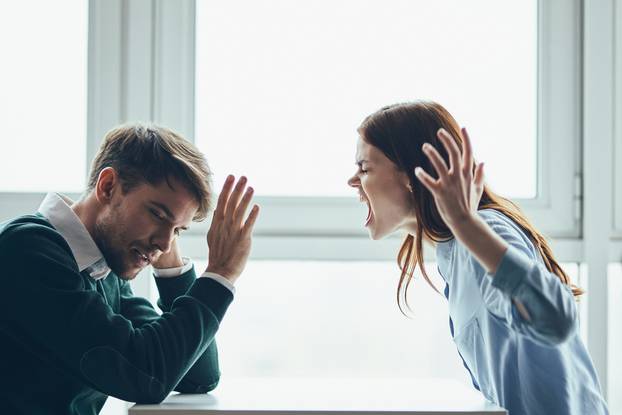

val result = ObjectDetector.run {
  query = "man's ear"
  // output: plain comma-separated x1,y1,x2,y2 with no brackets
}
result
94,167,119,205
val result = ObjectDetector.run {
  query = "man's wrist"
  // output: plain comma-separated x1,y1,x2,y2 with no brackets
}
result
205,266,238,283
153,254,184,269
153,257,193,278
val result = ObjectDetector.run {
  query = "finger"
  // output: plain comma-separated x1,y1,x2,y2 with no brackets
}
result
214,175,235,219
414,167,440,194
233,186,255,226
242,204,260,235
224,176,248,219
461,127,474,173
437,128,461,173
422,143,449,179
473,162,485,188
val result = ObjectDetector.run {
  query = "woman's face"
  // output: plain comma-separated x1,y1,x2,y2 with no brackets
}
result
348,136,417,239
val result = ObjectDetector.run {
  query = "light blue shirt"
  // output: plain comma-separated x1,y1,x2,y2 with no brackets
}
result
436,209,608,415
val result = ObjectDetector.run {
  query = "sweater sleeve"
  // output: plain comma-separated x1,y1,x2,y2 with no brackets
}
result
458,210,578,345
118,269,222,393
0,223,232,404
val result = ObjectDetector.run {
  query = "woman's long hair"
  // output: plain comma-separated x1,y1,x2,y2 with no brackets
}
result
358,101,583,315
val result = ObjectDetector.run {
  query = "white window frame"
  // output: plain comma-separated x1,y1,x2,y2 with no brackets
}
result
173,0,584,260
614,0,622,243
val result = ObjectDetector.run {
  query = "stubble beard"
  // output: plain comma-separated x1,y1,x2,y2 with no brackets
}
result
93,210,139,281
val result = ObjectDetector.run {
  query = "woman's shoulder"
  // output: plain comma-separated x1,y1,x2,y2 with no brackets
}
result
477,208,540,259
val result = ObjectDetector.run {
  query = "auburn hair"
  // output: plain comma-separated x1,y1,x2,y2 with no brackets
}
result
358,101,583,314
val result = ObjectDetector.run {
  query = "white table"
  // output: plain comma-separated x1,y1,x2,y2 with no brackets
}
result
129,378,507,415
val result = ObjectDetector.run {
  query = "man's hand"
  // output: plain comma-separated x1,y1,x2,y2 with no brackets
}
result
151,238,184,276
205,175,260,283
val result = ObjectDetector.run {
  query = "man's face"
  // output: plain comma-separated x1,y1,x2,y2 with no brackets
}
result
93,177,199,280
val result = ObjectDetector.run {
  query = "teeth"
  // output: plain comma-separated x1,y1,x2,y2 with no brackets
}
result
365,201,373,225
134,249,149,262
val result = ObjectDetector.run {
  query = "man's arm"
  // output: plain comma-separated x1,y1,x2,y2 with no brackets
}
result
119,264,223,393
0,223,231,404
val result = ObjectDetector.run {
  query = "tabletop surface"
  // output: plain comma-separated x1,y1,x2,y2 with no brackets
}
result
129,378,507,415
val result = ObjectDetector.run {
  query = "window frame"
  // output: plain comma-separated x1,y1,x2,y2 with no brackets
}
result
185,0,584,258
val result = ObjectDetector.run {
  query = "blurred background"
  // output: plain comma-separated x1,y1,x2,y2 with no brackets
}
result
0,0,619,414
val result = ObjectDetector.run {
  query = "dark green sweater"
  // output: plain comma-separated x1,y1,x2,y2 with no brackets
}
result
0,214,233,414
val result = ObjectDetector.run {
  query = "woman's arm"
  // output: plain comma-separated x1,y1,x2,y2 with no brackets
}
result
416,128,577,344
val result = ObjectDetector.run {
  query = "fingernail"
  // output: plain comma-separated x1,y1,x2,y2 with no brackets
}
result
247,186,254,193
414,167,422,175
227,174,234,181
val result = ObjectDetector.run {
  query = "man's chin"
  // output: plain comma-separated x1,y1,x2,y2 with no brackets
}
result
113,265,142,281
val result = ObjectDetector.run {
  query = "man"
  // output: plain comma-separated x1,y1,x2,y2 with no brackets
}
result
0,124,259,414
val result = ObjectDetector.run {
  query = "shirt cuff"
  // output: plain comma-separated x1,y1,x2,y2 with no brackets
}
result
490,246,532,296
153,257,193,277
201,271,236,295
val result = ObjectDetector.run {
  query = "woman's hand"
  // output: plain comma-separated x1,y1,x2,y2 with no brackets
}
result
205,175,260,284
414,127,485,232
415,127,509,275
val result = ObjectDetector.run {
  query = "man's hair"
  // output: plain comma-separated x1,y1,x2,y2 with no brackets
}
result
87,123,213,221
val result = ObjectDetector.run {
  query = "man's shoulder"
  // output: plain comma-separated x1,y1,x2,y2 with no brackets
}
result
0,214,70,255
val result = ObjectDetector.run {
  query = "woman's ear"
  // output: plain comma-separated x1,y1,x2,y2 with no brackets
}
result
401,171,414,193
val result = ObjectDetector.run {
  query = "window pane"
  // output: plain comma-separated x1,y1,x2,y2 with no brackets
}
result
185,260,471,382
0,1,87,193
608,264,622,414
147,260,581,380
196,0,537,198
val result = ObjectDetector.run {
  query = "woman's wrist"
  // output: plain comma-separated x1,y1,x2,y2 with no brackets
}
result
450,212,509,274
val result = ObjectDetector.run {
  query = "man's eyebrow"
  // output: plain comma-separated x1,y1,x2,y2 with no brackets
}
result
150,201,189,230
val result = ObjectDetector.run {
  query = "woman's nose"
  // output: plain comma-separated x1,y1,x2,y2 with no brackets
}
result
347,175,359,187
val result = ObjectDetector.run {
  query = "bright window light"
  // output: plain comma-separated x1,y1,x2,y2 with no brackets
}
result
0,1,88,193
195,0,537,198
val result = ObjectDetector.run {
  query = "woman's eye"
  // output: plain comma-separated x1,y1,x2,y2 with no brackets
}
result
174,228,181,236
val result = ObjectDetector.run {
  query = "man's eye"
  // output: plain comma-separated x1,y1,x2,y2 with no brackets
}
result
360,169,368,174
151,210,165,220
174,228,181,236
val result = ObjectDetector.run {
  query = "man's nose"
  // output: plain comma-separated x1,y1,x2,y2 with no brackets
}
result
152,228,175,254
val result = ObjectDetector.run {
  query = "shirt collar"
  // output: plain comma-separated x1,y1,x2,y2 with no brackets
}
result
435,238,455,283
37,193,110,280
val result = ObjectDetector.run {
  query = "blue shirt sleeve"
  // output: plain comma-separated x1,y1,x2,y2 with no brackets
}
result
460,210,578,345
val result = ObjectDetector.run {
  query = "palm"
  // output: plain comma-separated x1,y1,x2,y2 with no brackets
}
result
415,127,485,230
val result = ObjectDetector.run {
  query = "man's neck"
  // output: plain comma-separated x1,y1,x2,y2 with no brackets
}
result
71,194,99,240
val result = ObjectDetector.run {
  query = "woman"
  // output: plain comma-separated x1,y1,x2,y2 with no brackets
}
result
347,101,608,415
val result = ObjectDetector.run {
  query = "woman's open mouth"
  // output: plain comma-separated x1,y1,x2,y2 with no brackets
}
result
360,193,374,227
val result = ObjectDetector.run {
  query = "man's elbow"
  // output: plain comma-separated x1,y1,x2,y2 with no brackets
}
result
175,374,220,394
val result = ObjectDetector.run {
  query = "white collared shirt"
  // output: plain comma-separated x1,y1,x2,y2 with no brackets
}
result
37,193,235,293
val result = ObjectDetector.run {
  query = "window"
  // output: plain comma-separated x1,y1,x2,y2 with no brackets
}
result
194,0,581,240
0,0,88,193
607,264,622,413
614,0,622,237
196,0,537,199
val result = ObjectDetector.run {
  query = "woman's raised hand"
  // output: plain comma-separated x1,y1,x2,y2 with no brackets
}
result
414,127,485,231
